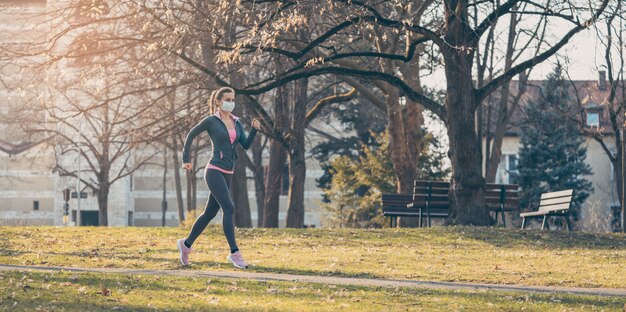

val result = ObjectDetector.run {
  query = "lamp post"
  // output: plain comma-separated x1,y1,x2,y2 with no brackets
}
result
76,113,84,226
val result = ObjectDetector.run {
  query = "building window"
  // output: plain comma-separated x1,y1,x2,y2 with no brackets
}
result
33,201,39,211
497,154,519,185
586,112,600,128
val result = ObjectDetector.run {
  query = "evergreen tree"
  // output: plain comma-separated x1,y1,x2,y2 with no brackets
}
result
514,64,593,225
322,131,450,228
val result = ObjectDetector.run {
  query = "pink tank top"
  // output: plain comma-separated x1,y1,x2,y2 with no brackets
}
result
206,128,237,174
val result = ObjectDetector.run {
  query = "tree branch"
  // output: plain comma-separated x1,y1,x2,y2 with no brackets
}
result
477,0,610,101
305,87,357,125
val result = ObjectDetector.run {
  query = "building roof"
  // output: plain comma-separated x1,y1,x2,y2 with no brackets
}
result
484,73,625,137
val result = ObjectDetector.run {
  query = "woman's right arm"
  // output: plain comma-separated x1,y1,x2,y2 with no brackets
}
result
181,117,209,164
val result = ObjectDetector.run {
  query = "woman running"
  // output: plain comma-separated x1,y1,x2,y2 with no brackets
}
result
177,86,260,269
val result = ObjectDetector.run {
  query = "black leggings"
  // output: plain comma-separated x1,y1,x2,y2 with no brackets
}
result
185,168,238,252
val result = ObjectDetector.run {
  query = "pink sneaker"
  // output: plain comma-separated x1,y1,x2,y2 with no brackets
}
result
176,238,192,266
227,251,248,269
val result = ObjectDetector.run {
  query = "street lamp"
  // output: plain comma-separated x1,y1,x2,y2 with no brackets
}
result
76,113,84,226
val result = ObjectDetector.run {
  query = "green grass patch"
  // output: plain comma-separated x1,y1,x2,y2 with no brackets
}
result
1,226,625,288
0,270,624,311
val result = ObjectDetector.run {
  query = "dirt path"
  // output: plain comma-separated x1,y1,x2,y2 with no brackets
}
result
1,263,625,297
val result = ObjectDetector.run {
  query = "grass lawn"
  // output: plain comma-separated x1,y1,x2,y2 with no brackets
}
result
1,270,624,311
0,226,625,289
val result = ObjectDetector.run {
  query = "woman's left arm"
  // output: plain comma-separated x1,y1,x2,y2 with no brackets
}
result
238,119,259,150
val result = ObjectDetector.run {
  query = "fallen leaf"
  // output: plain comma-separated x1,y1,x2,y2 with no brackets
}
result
77,286,87,294
101,287,111,296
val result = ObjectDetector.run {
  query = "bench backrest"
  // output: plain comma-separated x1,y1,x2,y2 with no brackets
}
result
538,189,573,213
413,180,449,199
413,180,518,209
485,183,519,209
381,194,414,207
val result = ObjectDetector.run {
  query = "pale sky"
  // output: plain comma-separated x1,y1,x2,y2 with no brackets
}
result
420,25,616,169
423,23,616,89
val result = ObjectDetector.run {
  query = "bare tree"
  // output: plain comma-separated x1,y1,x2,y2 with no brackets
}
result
192,0,609,225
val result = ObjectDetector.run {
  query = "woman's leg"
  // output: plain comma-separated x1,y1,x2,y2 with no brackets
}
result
204,169,238,253
184,168,222,247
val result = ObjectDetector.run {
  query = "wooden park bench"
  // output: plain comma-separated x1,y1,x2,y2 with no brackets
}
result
520,189,573,231
381,194,416,227
382,180,519,227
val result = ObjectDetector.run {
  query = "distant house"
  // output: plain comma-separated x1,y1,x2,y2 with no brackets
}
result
485,71,624,232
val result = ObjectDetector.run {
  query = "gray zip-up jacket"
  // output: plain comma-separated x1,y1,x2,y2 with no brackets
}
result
182,112,257,171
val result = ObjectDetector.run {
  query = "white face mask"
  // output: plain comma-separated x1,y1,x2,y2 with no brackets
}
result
221,101,235,112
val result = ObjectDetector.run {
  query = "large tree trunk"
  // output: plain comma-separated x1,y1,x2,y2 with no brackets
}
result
263,82,289,228
263,140,287,227
383,85,421,227
444,74,490,224
233,150,252,227
97,180,109,226
396,47,427,227
286,78,308,228
443,0,491,225
286,146,305,228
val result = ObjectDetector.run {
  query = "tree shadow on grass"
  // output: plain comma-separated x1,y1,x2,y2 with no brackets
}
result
3,270,622,311
1,270,371,311
445,226,626,250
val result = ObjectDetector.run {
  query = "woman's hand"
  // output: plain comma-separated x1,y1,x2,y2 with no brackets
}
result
251,118,261,130
182,163,193,171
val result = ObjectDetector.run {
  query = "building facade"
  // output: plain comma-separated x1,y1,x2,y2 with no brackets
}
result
486,75,622,232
